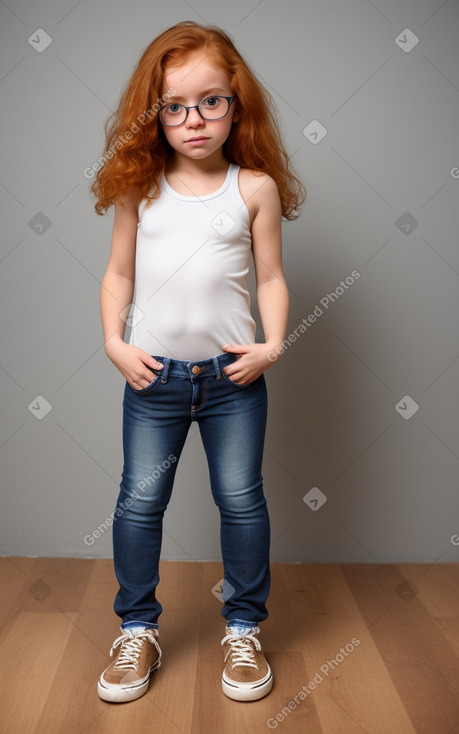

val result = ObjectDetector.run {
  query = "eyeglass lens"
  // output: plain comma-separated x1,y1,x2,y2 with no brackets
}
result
160,96,231,125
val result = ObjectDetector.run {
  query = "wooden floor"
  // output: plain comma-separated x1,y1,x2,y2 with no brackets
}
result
0,559,458,734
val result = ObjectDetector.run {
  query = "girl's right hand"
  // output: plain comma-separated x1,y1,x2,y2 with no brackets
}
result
105,341,164,390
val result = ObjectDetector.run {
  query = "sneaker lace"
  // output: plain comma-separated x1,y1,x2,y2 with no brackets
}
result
221,632,261,670
110,630,161,671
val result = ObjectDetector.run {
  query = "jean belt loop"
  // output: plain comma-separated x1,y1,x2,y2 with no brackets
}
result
161,357,170,383
212,355,221,380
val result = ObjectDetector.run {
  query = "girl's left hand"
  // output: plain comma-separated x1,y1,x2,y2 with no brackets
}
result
221,342,281,385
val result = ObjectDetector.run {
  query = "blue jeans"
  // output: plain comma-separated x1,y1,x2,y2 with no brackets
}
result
112,351,270,633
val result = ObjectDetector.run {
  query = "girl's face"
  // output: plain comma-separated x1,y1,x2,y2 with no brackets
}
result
161,52,238,163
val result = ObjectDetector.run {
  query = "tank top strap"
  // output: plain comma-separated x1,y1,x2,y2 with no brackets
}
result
228,162,240,196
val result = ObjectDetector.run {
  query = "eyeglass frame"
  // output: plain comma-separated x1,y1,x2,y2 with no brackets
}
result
158,95,236,126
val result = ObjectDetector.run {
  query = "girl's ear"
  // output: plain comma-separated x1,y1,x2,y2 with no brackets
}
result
232,107,240,123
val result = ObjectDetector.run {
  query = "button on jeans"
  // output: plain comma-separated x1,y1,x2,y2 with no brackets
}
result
112,351,271,632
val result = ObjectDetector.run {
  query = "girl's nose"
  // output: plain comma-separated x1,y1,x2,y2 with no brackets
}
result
186,107,204,126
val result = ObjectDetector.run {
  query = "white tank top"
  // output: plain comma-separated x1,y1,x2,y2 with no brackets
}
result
128,163,256,361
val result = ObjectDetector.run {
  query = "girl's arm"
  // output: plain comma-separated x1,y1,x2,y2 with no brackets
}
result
222,173,289,384
100,190,164,389
252,175,289,351
100,192,137,355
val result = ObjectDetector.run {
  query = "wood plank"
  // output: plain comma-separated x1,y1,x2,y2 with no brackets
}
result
302,617,416,733
398,563,459,617
0,612,75,733
33,559,119,734
0,557,34,638
278,564,416,733
341,563,459,733
0,556,94,637
433,618,459,657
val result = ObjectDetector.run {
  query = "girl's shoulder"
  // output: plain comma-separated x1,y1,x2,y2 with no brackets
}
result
238,166,274,184
237,167,279,216
238,167,277,196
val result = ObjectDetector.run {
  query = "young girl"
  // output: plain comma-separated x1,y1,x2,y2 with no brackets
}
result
91,20,305,704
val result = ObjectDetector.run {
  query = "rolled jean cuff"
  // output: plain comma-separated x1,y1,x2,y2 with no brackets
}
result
226,618,258,628
122,620,159,630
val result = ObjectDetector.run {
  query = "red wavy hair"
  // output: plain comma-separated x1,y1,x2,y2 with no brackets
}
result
90,21,306,219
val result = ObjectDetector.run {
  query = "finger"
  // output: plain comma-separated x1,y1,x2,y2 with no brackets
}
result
139,361,162,385
135,370,159,389
148,356,164,369
222,343,247,354
227,369,245,382
225,365,242,377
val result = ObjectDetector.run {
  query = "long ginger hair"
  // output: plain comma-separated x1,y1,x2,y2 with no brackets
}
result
90,21,306,219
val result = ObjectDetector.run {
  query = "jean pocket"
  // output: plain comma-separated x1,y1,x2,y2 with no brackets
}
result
222,370,258,390
128,368,163,395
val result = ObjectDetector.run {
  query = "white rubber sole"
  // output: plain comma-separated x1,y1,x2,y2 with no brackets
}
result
222,667,273,702
97,677,150,703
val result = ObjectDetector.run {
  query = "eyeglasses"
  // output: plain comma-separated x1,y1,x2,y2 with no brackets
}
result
158,95,235,126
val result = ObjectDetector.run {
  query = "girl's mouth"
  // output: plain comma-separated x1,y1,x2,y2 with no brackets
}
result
185,137,209,145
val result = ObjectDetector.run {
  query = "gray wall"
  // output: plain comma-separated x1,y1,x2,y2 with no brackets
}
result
1,1,458,565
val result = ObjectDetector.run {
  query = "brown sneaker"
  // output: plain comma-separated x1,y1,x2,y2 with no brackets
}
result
221,625,273,701
97,627,162,702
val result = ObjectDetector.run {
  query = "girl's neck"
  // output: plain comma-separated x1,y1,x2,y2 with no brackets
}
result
165,150,229,178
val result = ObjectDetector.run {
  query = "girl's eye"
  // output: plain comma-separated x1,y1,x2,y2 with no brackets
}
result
202,96,220,108
167,104,182,114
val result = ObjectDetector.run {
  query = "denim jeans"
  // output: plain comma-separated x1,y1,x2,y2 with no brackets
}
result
112,351,270,633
